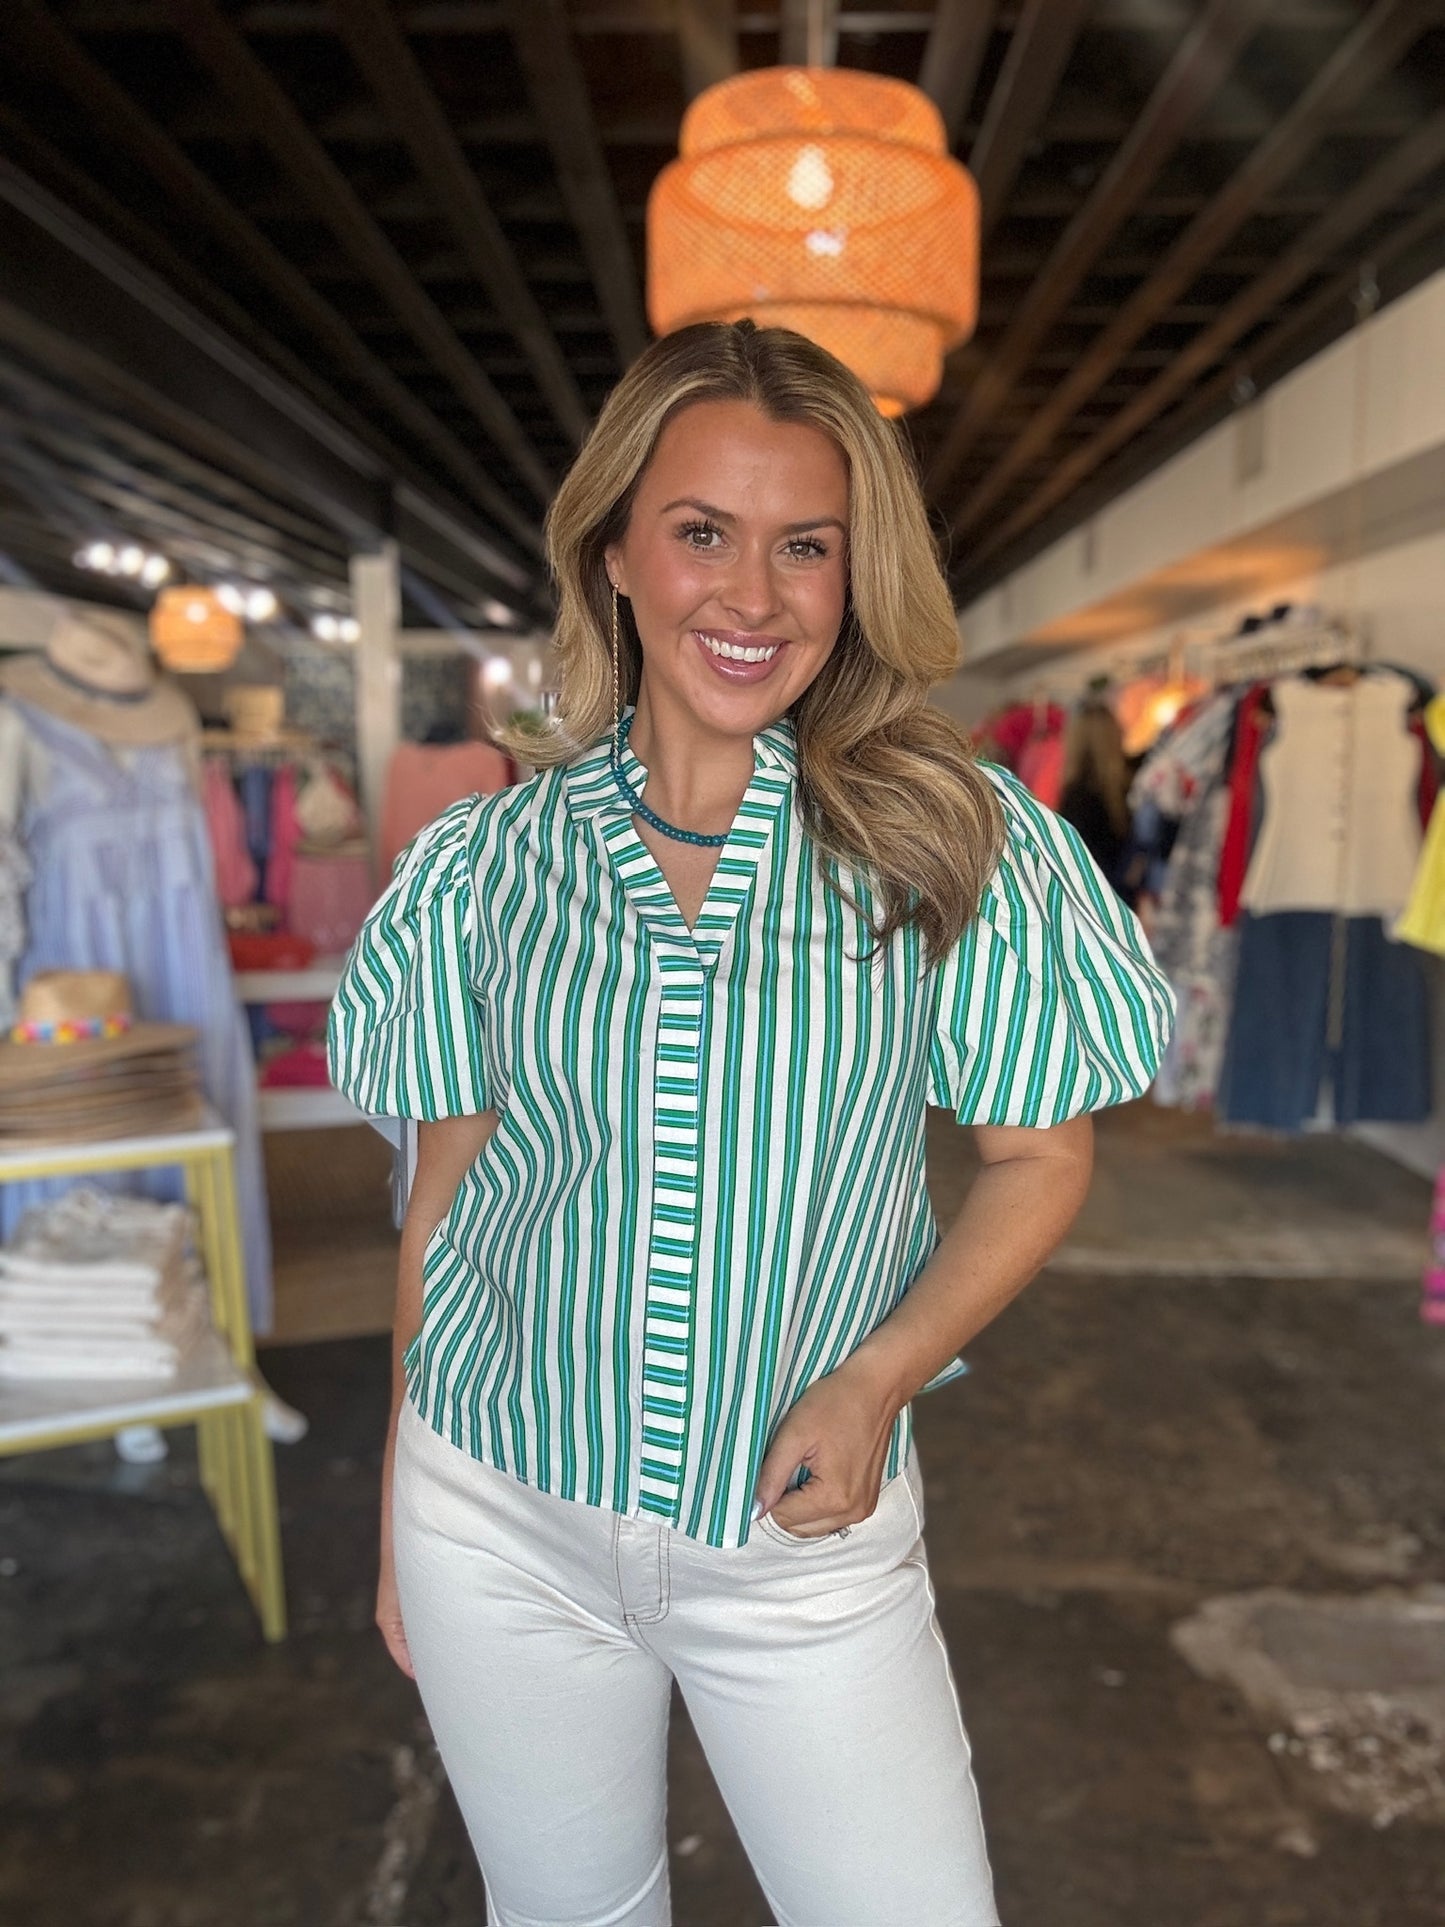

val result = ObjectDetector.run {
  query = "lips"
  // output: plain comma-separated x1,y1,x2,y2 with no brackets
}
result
693,629,788,683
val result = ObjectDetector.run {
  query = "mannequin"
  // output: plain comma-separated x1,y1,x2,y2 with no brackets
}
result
0,607,302,1441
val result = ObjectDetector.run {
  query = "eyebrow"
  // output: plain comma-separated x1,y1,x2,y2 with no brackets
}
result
658,496,848,537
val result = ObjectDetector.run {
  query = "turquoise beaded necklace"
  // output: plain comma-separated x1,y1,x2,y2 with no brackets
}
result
610,710,729,848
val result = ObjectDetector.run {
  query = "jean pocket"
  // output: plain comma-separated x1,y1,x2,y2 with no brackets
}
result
756,1467,910,1549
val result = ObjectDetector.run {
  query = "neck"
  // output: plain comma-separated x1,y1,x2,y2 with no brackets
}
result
626,685,757,833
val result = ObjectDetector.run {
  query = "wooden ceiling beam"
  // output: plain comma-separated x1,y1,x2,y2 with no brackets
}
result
966,110,1445,575
0,105,426,511
927,0,1269,495
164,0,554,503
0,3,543,566
19,415,345,569
918,2,998,148
947,0,1433,542
951,194,1445,605
967,0,1091,237
779,0,839,65
58,0,1364,28
502,0,650,367
333,0,590,447
0,167,547,619
679,0,740,97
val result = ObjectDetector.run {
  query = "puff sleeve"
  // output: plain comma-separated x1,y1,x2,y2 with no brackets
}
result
326,799,493,1119
929,767,1175,1127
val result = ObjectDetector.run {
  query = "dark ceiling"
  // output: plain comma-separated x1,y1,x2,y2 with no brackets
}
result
1,0,1443,634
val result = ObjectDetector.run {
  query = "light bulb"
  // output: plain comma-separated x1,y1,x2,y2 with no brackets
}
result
118,545,145,576
245,588,278,622
786,145,834,211
216,583,246,615
83,542,116,572
140,554,171,586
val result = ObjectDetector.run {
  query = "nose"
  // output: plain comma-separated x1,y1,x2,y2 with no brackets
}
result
719,544,783,628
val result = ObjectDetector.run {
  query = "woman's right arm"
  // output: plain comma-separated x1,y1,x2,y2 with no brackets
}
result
377,1108,499,1677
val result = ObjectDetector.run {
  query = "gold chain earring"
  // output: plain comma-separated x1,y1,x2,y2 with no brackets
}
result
610,582,622,754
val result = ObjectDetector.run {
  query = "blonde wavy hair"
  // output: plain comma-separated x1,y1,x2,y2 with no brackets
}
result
493,321,1004,968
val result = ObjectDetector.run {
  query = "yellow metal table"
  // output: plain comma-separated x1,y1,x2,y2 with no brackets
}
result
0,1111,287,1641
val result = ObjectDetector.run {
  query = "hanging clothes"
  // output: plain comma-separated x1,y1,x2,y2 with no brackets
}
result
1131,693,1240,1113
0,831,31,1031
1216,668,1431,1133
1217,681,1271,928
1239,672,1423,918
0,700,273,1332
1396,692,1445,958
235,761,274,903
378,739,513,881
264,762,300,915
1218,912,1430,1130
1014,729,1065,809
201,758,258,910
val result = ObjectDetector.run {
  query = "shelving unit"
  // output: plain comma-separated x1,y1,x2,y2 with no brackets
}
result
233,957,366,1132
0,1112,287,1641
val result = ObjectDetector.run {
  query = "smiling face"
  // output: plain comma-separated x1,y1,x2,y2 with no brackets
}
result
604,398,850,740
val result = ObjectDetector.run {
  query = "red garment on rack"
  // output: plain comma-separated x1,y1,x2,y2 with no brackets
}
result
1217,682,1271,928
202,759,257,909
1016,732,1065,808
263,763,299,912
1412,713,1439,826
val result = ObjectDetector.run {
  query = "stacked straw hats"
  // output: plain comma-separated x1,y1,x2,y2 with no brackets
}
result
0,972,202,1146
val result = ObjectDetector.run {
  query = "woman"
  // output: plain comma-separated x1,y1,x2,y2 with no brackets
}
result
328,321,1174,1927
1058,697,1133,886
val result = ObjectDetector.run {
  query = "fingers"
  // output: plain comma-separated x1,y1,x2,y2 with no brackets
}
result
752,1439,806,1521
378,1611,416,1679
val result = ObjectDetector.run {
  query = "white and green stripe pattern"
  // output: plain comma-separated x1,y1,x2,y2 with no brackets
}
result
328,711,1174,1549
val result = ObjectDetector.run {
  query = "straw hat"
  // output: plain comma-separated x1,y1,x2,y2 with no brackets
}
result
225,684,286,746
0,972,201,1144
0,609,197,747
6,970,193,1054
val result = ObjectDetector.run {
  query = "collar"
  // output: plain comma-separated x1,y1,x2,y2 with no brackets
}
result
563,706,799,823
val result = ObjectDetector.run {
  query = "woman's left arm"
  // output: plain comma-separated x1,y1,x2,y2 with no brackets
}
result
755,1115,1094,1536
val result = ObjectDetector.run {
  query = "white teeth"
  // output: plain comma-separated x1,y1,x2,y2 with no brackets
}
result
700,633,779,663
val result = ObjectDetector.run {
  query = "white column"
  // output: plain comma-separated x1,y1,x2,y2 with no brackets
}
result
350,542,401,857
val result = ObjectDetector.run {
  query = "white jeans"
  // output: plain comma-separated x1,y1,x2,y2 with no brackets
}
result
393,1397,998,1927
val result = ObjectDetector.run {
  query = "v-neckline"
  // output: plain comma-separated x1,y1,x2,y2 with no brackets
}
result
597,728,790,963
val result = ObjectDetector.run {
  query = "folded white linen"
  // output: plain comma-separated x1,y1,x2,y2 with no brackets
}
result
0,1193,213,1384
0,1285,207,1380
0,1347,179,1381
6,1188,191,1288
0,1252,163,1290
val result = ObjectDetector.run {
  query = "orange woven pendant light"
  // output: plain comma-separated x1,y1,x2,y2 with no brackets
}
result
149,587,244,673
648,67,979,416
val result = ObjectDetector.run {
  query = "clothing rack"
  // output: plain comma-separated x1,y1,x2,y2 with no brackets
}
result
1182,617,1366,690
200,730,319,764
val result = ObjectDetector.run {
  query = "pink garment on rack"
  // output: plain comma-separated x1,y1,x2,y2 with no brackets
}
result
287,852,376,955
1015,733,1065,809
201,759,257,908
379,740,512,880
264,764,299,912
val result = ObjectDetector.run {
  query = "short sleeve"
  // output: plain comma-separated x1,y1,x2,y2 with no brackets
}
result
326,799,492,1120
929,768,1176,1127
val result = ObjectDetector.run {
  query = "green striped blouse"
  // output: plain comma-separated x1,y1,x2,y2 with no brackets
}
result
328,710,1174,1548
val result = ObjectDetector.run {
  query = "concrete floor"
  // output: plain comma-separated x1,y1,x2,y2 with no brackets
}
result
2,1108,1442,1925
